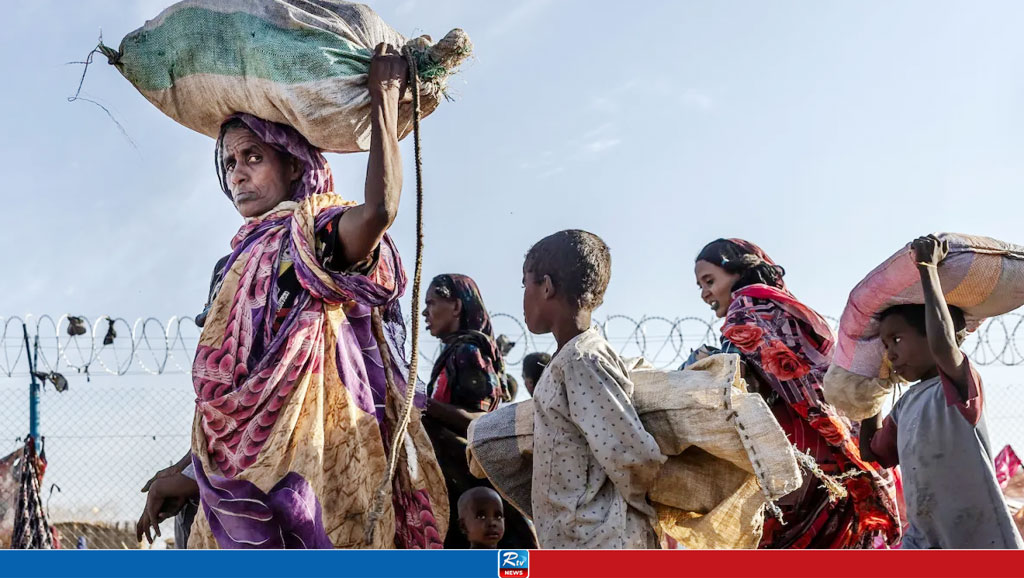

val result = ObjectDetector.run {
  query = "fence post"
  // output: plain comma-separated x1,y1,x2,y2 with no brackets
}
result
22,324,40,441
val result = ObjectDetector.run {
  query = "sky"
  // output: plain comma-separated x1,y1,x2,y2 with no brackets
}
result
3,0,1024,332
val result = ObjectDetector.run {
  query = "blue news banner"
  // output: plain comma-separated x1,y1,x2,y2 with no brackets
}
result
0,549,531,578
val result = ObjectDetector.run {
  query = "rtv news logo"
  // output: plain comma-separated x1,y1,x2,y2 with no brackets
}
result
497,549,529,578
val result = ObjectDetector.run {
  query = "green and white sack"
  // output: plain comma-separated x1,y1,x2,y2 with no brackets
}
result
102,0,471,152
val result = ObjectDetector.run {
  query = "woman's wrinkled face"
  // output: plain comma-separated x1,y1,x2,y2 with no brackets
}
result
695,260,741,319
422,284,461,338
222,127,300,218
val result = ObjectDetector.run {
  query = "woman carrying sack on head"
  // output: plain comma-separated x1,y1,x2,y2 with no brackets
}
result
135,44,448,549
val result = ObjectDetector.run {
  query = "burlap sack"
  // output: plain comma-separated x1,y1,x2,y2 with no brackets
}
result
103,0,471,152
823,364,894,421
467,354,802,549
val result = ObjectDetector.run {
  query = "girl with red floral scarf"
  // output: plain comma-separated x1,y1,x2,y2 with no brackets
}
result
689,239,900,549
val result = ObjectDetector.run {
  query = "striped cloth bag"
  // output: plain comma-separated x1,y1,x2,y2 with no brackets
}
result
825,233,1024,419
101,0,471,152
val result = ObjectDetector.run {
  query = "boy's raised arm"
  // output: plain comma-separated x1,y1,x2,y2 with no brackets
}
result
913,235,969,398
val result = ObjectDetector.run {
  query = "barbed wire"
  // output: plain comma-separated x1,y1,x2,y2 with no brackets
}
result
0,314,198,378
3,312,1023,379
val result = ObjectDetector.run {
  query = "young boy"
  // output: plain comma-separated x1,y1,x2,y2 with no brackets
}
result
522,352,551,396
522,230,665,549
458,487,505,549
860,235,1023,549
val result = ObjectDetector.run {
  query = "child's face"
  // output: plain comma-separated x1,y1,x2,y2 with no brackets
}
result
523,376,536,396
459,495,505,548
522,270,552,334
880,314,935,382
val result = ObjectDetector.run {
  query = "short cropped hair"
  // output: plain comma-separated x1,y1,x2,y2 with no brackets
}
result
878,303,968,346
522,352,551,383
457,486,502,518
524,230,611,312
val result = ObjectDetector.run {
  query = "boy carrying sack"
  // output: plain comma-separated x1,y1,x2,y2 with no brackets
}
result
860,235,1023,549
521,230,665,549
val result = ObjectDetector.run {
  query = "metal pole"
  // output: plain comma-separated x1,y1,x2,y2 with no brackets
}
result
22,323,40,441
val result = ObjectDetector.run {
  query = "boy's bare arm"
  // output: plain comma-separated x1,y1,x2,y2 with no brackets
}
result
859,413,882,463
913,235,969,397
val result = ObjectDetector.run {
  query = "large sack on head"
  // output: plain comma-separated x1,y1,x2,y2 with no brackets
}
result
825,233,1024,419
467,354,802,549
101,0,471,152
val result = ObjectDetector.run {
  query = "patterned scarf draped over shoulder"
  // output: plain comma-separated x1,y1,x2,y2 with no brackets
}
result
718,239,900,547
188,115,447,550
427,274,503,410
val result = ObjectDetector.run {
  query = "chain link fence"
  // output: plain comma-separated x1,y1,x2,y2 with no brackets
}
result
2,312,1022,548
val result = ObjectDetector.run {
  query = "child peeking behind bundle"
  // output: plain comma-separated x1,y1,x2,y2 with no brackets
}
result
860,235,1023,549
458,487,505,549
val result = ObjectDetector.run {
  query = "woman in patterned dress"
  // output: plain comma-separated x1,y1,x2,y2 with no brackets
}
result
422,274,538,549
689,239,900,548
136,43,447,549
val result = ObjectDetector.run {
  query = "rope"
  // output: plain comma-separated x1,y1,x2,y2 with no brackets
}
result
364,49,426,546
792,448,850,503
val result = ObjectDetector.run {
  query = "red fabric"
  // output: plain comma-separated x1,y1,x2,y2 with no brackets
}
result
761,401,859,549
724,290,900,548
431,371,452,405
727,238,779,266
732,284,834,344
995,446,1023,488
938,359,984,426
